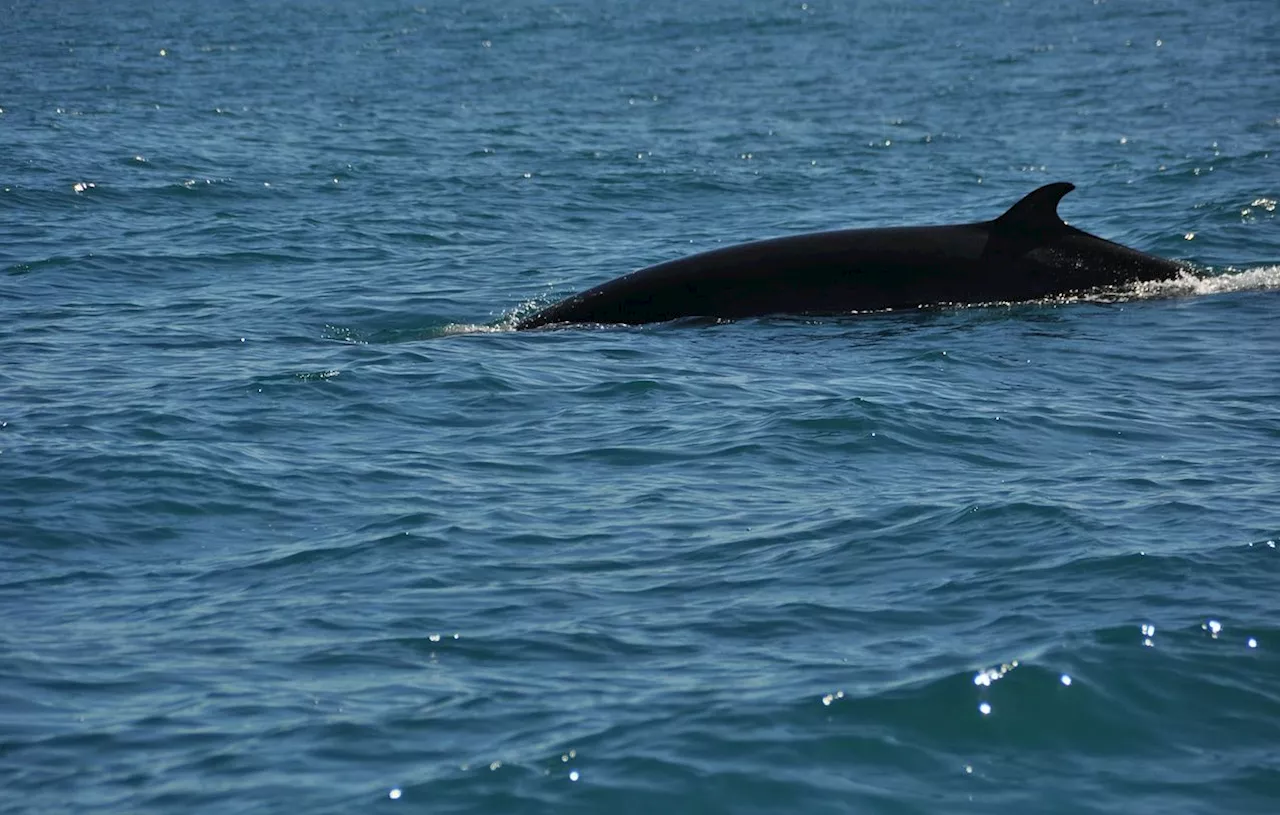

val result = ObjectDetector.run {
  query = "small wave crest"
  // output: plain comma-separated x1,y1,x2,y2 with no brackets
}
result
1064,265,1280,305
437,321,517,336
1123,264,1280,298
323,318,523,342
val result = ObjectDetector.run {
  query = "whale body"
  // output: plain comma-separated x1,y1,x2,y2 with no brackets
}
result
515,182,1188,329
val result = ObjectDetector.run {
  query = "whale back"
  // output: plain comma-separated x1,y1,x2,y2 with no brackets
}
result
515,182,1188,328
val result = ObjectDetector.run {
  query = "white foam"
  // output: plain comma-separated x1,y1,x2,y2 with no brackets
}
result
437,321,512,336
1041,265,1280,306
1128,265,1280,298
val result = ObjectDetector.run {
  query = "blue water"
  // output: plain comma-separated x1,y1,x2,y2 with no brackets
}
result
3,0,1279,812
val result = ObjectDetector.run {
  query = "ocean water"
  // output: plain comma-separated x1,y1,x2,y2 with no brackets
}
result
3,0,1279,812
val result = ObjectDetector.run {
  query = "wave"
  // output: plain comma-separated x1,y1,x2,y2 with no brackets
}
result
1083,264,1280,302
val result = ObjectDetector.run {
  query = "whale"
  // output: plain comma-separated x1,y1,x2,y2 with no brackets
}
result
514,182,1190,329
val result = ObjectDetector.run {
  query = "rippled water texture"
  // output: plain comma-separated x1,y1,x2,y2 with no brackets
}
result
2,0,1279,813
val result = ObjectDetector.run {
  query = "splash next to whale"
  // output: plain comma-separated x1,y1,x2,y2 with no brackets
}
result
515,182,1190,328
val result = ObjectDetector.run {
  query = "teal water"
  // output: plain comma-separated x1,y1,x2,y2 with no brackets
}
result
3,0,1279,812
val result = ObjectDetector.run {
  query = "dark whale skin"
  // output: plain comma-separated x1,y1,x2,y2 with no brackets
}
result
515,183,1187,329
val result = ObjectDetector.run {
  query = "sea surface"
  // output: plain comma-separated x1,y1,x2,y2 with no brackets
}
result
3,0,1279,812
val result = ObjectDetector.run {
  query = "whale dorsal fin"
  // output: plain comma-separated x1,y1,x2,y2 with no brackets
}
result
991,182,1074,234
